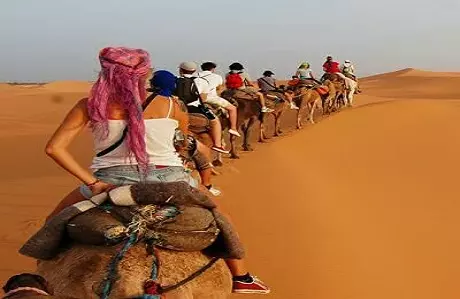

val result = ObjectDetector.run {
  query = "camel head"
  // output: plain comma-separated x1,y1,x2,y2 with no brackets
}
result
2,273,51,297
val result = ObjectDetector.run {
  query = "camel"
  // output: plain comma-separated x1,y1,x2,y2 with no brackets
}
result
293,88,322,128
220,89,285,156
321,74,358,109
260,90,289,140
342,76,358,107
288,80,334,128
320,80,337,115
36,244,232,299
188,91,284,160
321,73,347,112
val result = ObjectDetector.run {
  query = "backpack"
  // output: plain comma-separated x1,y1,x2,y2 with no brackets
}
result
226,72,244,89
175,77,201,105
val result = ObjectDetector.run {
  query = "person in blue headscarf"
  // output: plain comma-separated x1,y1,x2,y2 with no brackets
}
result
148,70,223,196
149,69,178,97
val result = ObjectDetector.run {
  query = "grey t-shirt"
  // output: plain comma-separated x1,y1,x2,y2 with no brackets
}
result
257,76,277,92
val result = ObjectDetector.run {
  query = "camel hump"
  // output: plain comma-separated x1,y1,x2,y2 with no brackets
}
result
37,244,232,298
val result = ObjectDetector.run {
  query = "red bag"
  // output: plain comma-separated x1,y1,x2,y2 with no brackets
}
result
226,73,244,89
315,86,329,95
288,78,300,86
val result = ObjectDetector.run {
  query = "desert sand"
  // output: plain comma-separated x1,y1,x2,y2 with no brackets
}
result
1,69,459,298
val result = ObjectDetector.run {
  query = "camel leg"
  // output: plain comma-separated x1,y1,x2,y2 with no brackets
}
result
274,113,282,136
336,94,343,110
229,131,239,159
212,136,226,166
324,94,334,115
242,117,255,152
296,108,302,129
322,98,327,115
308,102,316,124
258,112,270,143
258,121,265,143
212,154,223,167
348,88,355,107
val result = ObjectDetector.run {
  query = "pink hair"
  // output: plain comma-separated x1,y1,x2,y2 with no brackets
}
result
87,47,151,173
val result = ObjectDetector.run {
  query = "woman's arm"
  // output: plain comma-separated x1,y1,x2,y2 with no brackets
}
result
172,98,189,134
45,98,97,185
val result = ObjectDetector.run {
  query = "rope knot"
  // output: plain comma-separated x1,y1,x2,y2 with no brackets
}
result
144,279,161,295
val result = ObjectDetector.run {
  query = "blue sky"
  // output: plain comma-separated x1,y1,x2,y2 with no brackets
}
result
1,0,459,82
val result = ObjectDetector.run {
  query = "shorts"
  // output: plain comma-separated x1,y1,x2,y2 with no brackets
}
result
205,96,232,108
187,104,216,120
80,165,198,199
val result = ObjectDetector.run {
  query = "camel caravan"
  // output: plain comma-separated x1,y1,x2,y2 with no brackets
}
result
3,48,360,298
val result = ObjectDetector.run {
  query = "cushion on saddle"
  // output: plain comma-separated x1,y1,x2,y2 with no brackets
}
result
67,205,220,252
19,181,244,260
315,86,329,95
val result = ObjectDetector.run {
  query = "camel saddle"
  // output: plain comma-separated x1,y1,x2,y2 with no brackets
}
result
20,182,245,260
292,79,329,96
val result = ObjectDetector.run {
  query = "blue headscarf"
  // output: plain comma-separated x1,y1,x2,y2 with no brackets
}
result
150,70,177,97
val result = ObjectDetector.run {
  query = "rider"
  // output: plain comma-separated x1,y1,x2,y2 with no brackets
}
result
321,55,350,87
342,59,361,93
341,60,356,79
295,62,316,81
45,49,199,220
197,62,241,137
257,70,299,110
322,56,342,76
175,61,230,154
226,62,274,113
148,75,222,197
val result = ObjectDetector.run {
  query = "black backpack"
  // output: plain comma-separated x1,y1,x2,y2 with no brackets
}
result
175,77,201,105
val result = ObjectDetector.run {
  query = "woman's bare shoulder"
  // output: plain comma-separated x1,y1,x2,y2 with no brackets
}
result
72,98,90,116
75,97,89,108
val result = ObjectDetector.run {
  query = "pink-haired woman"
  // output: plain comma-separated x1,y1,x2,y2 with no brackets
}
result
45,47,193,218
44,47,269,294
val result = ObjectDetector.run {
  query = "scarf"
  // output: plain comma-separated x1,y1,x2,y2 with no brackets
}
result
150,70,177,97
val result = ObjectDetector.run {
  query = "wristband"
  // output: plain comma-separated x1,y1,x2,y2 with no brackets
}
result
86,179,100,187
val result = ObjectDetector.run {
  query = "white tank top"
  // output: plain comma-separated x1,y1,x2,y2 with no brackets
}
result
90,99,183,170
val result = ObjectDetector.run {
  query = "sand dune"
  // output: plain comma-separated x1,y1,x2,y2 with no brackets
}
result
42,80,92,93
218,99,460,299
360,68,460,100
0,70,459,298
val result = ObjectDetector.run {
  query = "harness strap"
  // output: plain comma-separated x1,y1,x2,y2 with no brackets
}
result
159,257,220,294
3,287,50,298
100,233,138,299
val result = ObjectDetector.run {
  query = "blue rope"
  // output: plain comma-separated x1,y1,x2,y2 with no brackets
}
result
100,205,179,299
131,250,160,299
100,233,138,299
150,252,159,281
